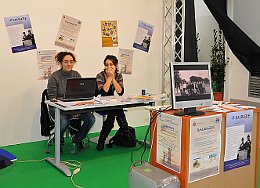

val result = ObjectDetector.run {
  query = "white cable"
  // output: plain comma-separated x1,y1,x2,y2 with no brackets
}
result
61,160,84,188
71,168,84,188
16,158,47,163
73,168,81,174
16,158,85,188
61,160,82,169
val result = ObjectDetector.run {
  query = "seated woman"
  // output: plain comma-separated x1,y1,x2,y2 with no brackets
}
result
96,55,129,150
47,51,95,151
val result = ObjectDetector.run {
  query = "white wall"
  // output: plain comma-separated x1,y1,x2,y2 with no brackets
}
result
195,0,218,62
0,0,163,146
194,0,260,103
226,0,260,103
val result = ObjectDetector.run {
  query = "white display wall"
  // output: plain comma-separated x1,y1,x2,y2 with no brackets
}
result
0,0,163,146
0,0,218,146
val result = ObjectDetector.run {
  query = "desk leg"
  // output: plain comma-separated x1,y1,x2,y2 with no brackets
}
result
45,108,71,177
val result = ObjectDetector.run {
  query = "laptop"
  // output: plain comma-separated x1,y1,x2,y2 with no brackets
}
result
60,78,96,102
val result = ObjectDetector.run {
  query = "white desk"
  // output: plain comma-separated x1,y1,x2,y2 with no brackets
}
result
45,95,160,176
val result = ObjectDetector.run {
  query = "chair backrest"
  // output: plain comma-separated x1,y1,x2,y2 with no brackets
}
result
40,89,55,136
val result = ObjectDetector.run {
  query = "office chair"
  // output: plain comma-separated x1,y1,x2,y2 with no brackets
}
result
40,89,55,153
41,89,88,155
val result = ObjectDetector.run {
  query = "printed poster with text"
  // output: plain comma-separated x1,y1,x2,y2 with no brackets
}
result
156,113,182,173
37,50,58,80
4,14,37,53
189,114,222,183
133,20,154,53
118,48,134,75
101,21,118,47
55,15,82,51
224,110,253,171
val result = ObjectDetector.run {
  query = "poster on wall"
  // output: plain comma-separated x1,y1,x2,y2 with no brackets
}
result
55,15,82,51
188,114,222,183
133,20,154,53
37,50,58,80
101,20,118,47
4,14,37,53
156,113,182,173
224,110,253,172
118,48,134,75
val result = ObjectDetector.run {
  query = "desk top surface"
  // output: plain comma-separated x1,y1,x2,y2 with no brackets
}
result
46,94,167,111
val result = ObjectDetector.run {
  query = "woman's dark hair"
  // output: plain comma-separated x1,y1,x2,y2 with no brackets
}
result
55,51,76,63
103,55,118,66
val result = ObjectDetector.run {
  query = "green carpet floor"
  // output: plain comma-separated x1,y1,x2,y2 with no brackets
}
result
1,125,260,188
0,126,150,188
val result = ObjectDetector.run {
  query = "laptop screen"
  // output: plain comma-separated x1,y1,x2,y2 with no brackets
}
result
64,78,96,99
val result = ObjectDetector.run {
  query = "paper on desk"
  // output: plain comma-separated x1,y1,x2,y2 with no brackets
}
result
98,95,151,104
214,108,230,112
226,103,240,106
55,100,75,107
98,98,122,104
201,106,230,112
132,93,168,101
75,101,96,106
56,100,96,107
134,95,153,100
236,105,256,109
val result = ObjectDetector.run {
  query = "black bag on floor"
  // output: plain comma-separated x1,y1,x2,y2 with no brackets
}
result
108,126,137,148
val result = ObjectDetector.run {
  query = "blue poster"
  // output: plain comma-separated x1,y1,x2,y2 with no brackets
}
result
224,110,253,171
133,20,154,53
4,14,37,53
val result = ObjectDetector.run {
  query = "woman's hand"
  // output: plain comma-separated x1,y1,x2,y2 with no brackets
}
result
106,66,115,79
